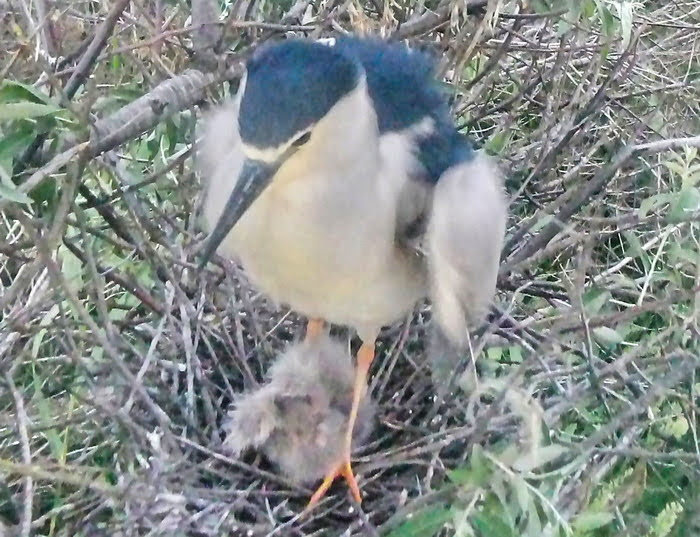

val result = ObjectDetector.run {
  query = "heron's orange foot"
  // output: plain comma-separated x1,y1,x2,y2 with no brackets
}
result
304,456,362,512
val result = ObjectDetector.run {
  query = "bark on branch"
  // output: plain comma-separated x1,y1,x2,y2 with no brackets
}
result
88,68,226,157
191,0,223,70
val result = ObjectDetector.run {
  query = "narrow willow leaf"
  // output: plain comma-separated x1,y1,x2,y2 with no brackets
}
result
572,510,614,532
0,101,61,120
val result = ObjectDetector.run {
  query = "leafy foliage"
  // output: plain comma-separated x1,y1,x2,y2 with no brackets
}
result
0,0,698,536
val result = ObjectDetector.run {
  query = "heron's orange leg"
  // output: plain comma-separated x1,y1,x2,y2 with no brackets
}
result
305,340,376,511
305,318,326,342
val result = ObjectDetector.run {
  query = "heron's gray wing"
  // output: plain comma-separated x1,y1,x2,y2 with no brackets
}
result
425,152,507,385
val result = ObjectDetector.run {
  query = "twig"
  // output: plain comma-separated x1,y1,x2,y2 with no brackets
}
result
7,207,174,432
15,0,131,174
590,447,700,463
64,0,131,100
503,135,700,272
0,459,115,496
392,0,488,40
191,0,222,69
579,352,697,452
0,142,89,213
34,0,57,57
634,135,700,153
3,369,33,537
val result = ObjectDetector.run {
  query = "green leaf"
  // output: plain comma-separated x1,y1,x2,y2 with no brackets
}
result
486,131,511,155
31,304,60,359
29,176,57,206
668,187,700,222
531,0,553,14
668,243,699,267
91,346,104,361
623,230,645,258
0,80,52,104
449,445,493,487
684,167,700,189
59,246,83,287
582,0,596,19
470,444,489,475
617,2,634,48
0,182,32,204
32,374,66,462
512,474,531,513
0,101,62,121
658,415,689,439
595,0,618,38
664,160,687,179
448,463,491,488
509,345,523,363
0,127,35,164
491,474,510,512
572,510,614,531
557,18,572,36
386,507,452,537
472,512,514,537
650,501,683,537
524,496,542,536
582,288,611,316
487,346,504,361
639,193,671,219
593,326,624,346
512,444,568,472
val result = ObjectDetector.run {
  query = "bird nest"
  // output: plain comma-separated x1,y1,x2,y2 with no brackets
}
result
17,265,552,536
1,1,699,536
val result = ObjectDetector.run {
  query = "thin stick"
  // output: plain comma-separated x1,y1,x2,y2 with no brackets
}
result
4,369,33,537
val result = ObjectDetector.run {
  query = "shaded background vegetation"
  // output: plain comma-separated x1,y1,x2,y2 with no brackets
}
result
0,0,699,535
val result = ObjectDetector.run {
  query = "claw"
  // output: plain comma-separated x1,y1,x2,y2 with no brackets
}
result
303,456,361,513
301,339,376,514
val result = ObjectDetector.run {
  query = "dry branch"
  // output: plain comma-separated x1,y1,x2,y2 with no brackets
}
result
1,1,699,535
191,0,223,69
64,0,132,101
392,0,488,40
504,135,700,272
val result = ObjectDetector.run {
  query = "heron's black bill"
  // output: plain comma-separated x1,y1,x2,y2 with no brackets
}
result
199,158,277,268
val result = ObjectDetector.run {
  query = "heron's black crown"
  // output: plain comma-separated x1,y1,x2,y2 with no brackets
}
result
238,37,474,181
239,40,360,148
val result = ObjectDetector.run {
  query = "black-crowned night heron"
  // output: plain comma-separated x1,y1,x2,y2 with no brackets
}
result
197,36,507,507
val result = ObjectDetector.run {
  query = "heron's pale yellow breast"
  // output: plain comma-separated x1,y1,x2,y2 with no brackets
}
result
217,160,425,333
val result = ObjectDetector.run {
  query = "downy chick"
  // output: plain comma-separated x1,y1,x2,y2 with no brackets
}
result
223,335,375,485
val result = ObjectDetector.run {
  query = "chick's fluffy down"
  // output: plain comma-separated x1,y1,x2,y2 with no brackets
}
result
223,336,375,485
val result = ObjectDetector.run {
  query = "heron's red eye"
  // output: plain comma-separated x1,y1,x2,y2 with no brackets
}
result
292,131,311,147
